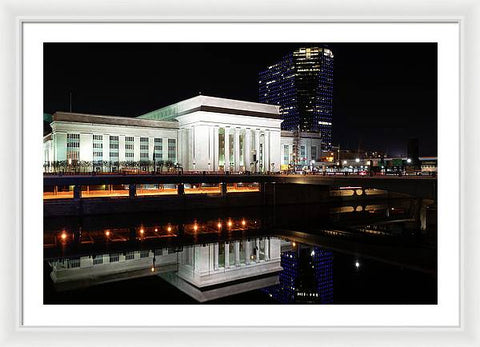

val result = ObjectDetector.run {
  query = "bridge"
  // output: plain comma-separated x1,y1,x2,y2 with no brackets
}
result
44,173,437,199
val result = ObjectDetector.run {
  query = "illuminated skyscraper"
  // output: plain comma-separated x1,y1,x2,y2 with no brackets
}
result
259,47,334,149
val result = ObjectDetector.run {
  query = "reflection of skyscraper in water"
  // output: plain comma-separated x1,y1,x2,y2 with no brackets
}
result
312,248,334,303
263,245,333,304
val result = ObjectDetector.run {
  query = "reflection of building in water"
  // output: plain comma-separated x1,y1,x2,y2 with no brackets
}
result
263,244,333,304
49,248,178,291
176,238,281,288
48,237,283,302
161,237,282,302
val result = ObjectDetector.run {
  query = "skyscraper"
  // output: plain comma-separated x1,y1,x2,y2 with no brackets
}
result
259,46,334,149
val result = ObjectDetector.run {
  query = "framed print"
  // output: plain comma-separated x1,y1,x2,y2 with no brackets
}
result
0,0,478,346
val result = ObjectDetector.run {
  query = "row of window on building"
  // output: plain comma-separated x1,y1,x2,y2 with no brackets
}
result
282,144,318,165
66,134,176,163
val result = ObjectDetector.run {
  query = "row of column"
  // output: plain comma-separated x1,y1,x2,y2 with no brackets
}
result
219,127,270,172
213,239,271,270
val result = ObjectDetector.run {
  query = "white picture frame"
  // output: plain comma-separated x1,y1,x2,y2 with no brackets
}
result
1,0,477,346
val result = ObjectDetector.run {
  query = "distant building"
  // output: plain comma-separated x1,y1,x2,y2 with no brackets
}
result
259,47,334,148
43,95,322,173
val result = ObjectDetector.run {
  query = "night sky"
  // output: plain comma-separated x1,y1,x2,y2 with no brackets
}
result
44,43,437,156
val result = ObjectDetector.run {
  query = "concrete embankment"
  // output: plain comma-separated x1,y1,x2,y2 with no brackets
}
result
44,183,390,217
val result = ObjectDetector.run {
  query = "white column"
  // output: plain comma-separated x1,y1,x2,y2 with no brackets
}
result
254,130,260,172
79,133,93,162
177,130,183,167
244,129,251,171
213,127,219,171
119,135,126,162
214,243,219,270
148,137,154,162
191,127,196,169
225,243,230,268
265,131,270,172
209,126,214,171
255,239,260,261
102,134,110,163
224,127,230,171
234,128,240,172
234,241,240,266
133,136,140,162
245,241,251,265
265,239,270,260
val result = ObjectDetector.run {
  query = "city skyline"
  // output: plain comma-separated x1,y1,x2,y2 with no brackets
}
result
44,42,437,156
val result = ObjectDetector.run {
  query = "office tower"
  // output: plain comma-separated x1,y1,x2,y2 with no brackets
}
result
259,46,334,149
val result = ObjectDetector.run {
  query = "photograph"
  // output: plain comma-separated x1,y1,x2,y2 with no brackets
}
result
42,42,438,305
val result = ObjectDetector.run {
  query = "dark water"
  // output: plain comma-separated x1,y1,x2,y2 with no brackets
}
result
44,199,437,305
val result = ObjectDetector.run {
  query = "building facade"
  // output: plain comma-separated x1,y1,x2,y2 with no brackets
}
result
258,47,334,149
43,95,323,173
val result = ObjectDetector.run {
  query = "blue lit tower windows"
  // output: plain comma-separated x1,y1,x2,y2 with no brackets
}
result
259,47,334,149
262,244,334,304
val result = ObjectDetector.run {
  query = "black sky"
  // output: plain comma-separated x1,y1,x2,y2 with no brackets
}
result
44,43,437,156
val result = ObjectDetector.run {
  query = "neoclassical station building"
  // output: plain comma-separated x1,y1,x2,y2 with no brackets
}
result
43,95,323,172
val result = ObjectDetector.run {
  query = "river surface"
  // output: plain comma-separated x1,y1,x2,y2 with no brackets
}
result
44,198,437,304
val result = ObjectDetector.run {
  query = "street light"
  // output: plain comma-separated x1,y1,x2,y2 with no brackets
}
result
407,158,412,164
355,158,360,163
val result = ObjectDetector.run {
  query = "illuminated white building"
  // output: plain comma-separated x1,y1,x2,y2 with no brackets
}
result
43,95,322,172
